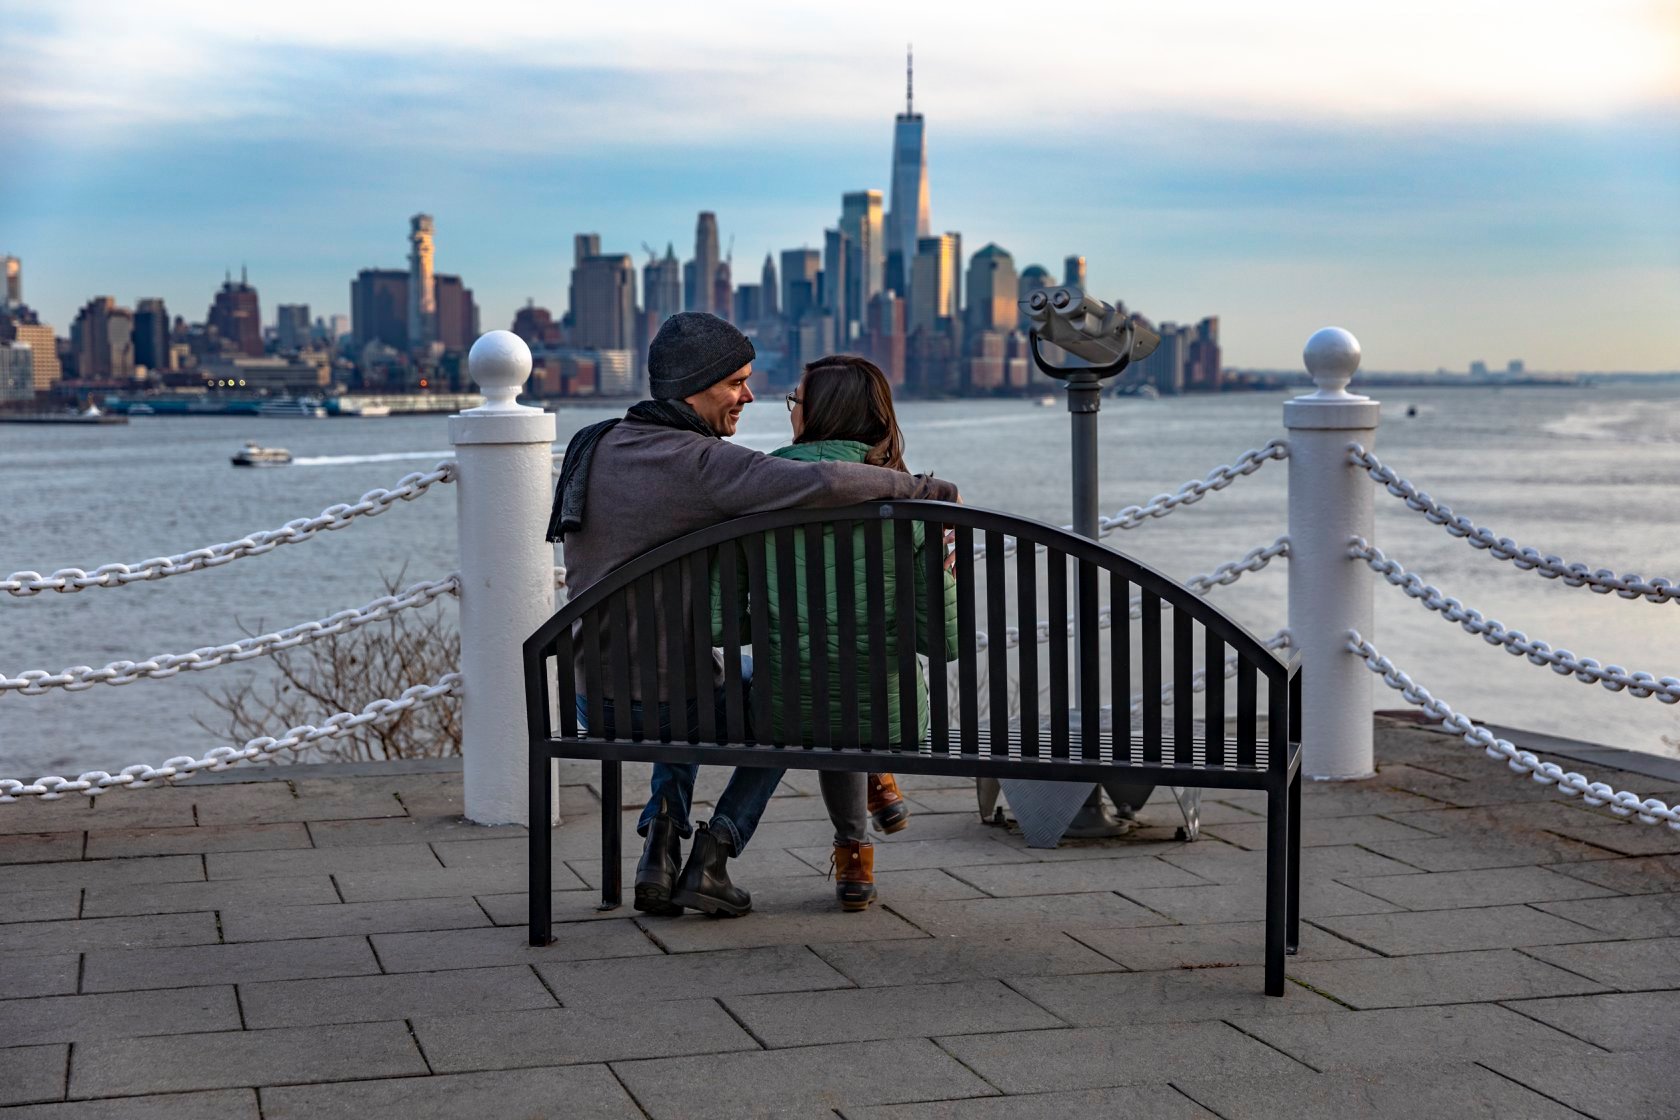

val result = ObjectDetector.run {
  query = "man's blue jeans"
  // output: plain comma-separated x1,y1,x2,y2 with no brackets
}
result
575,658,782,856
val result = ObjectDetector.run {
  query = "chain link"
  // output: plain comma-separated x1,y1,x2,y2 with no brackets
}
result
1,576,462,695
1347,631,1677,828
0,674,462,801
1351,539,1680,704
1348,444,1676,604
2,462,458,597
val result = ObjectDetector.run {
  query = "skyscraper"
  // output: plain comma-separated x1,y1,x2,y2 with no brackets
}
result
840,190,884,326
71,297,135,380
886,48,931,305
2,255,19,310
780,249,820,322
822,228,850,339
571,254,637,354
408,214,437,350
965,243,1017,333
1063,254,1087,291
713,257,734,325
276,304,311,352
644,243,683,328
686,212,720,315
133,298,172,371
351,269,409,351
761,253,779,319
909,234,957,336
432,275,479,352
208,269,263,356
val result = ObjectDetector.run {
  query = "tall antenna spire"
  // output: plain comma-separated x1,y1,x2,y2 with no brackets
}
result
906,44,914,114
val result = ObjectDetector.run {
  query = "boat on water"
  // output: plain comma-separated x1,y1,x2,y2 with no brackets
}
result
256,396,327,418
343,402,392,417
231,441,292,467
127,403,155,415
1035,394,1058,407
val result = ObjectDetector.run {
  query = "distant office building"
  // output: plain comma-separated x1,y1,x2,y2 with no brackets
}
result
823,228,850,339
571,254,637,355
1187,316,1221,391
1135,319,1188,394
760,253,778,320
1018,265,1053,331
1,341,34,401
1063,255,1087,291
208,270,263,356
408,214,437,350
965,329,1008,393
840,190,884,327
133,298,171,372
733,283,764,327
906,317,958,395
433,275,479,352
594,349,635,396
965,243,1017,334
71,297,135,380
685,212,720,315
946,231,962,320
3,255,19,310
644,243,683,328
1507,359,1525,375
574,234,601,265
352,269,409,351
276,304,311,352
200,353,331,393
886,48,931,305
0,318,61,391
512,301,562,348
781,249,820,323
909,234,957,336
713,258,734,324
1469,360,1489,378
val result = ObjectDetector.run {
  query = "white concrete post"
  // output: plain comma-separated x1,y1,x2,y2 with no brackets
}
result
450,331,557,824
1285,328,1380,780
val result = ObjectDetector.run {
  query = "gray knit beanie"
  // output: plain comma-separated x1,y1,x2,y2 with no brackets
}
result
647,312,756,400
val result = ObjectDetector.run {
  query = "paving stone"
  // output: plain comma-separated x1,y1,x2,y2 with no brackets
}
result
83,822,310,859
1311,904,1610,955
1507,991,1680,1051
1363,833,1622,871
0,833,82,865
0,1089,260,1118
260,1065,642,1120
1535,892,1680,939
79,789,197,830
305,815,524,847
0,913,218,955
1201,815,1436,850
335,861,588,901
789,836,1037,873
565,845,815,890
1290,949,1609,1008
536,943,851,1004
0,1044,65,1106
412,997,755,1071
1277,784,1445,818
1540,817,1680,856
1070,920,1373,971
69,1021,426,1097
0,953,79,998
375,920,659,971
950,856,1209,896
240,964,554,1028
1339,866,1619,910
220,896,489,942
885,892,1170,938
0,854,202,892
80,875,338,918
475,888,646,925
1,889,80,924
1159,842,1420,884
1483,1048,1680,1120
750,793,843,822
1522,937,1680,990
191,781,404,825
1548,853,1680,895
991,833,1192,863
613,1038,996,1119
1230,1003,1605,1072
204,843,442,881
843,1085,1217,1120
80,935,379,993
726,978,1062,1046
640,901,927,953
1121,879,1399,925
0,799,90,836
1175,1064,1586,1119
937,1020,1306,1093
1014,966,1344,1025
0,986,239,1044
811,931,1119,987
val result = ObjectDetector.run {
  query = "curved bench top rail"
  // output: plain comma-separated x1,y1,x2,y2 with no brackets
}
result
529,499,1288,676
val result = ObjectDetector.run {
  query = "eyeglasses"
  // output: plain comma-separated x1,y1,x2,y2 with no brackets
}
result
784,393,803,412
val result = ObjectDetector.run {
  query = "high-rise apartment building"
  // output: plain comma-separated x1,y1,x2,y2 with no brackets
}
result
1063,255,1087,291
71,297,136,380
433,275,479,352
685,212,720,315
840,190,884,327
3,255,19,310
886,49,931,305
643,243,683,328
909,234,957,336
780,249,820,323
0,317,61,391
133,298,172,371
276,304,311,352
408,214,437,350
208,270,263,356
352,269,409,351
571,254,637,354
965,243,1017,334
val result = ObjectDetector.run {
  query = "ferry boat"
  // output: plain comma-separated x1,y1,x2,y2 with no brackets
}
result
255,396,327,418
231,441,292,467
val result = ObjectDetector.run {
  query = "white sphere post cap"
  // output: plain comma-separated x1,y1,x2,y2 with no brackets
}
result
468,331,535,412
1302,328,1364,399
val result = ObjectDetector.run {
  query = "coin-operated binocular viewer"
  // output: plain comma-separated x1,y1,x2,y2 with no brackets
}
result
1021,286,1160,539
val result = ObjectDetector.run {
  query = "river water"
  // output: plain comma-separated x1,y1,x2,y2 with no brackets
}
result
3,384,1678,781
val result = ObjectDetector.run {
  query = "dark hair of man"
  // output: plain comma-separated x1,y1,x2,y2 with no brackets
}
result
795,355,907,472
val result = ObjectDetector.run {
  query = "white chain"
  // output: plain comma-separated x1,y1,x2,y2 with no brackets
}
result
1348,444,1676,604
973,440,1289,560
1,576,462,695
1,462,458,597
1347,630,1678,829
976,536,1289,651
1351,539,1680,704
0,674,462,801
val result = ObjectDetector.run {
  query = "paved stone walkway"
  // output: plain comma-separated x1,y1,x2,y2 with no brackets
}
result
1,717,1676,1118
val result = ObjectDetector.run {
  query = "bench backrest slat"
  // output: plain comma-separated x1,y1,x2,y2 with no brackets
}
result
1017,544,1039,760
894,518,920,754
862,520,890,751
1079,558,1101,761
1141,588,1162,765
660,563,690,743
1173,605,1194,766
804,523,831,750
1205,631,1226,767
774,527,801,744
984,532,1009,758
1046,549,1069,759
1111,570,1130,763
925,523,950,755
717,544,747,743
745,536,774,742
953,525,979,754
1237,656,1258,769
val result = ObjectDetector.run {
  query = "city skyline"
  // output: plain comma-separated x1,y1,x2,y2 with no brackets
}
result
3,2,1677,371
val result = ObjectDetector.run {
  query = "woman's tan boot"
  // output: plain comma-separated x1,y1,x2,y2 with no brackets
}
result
828,840,877,911
868,773,911,834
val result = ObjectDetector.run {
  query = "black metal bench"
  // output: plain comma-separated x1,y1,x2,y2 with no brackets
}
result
523,500,1304,994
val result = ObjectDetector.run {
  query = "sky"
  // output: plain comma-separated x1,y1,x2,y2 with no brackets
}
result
2,0,1677,371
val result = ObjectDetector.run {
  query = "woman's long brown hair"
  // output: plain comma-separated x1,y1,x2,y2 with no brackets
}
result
795,355,907,472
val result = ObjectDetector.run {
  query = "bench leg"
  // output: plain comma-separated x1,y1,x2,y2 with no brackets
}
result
599,760,622,911
1287,765,1302,955
529,752,553,946
1264,781,1288,996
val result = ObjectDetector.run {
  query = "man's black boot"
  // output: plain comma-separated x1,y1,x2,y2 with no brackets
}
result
670,822,752,917
633,801,683,917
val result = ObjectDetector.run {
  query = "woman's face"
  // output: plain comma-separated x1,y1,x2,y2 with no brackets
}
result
788,375,806,438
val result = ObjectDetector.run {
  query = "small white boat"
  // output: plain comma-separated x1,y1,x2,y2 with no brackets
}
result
127,403,155,416
256,396,327,418
231,441,292,467
1035,394,1058,407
